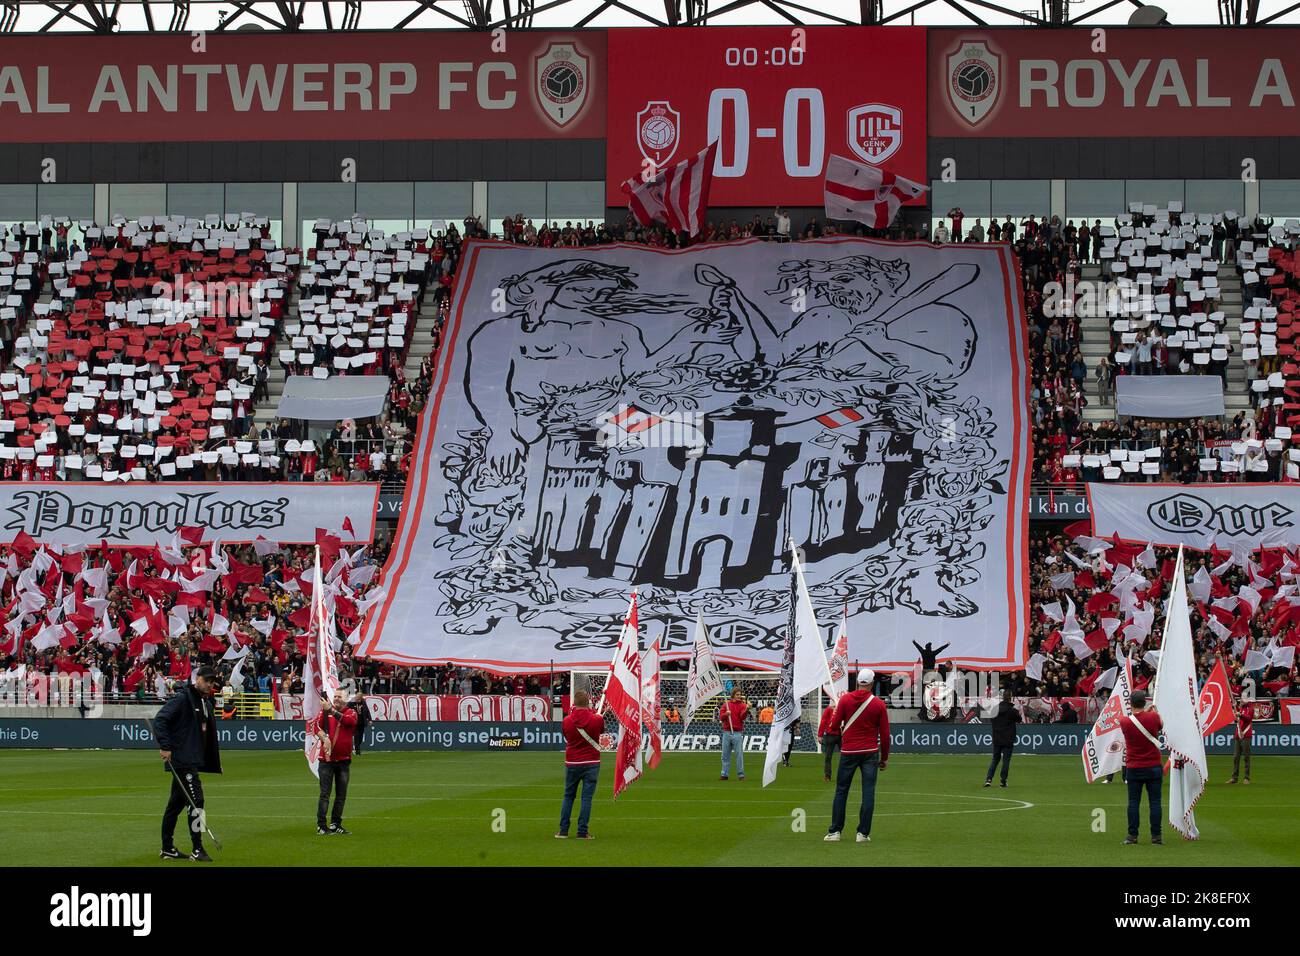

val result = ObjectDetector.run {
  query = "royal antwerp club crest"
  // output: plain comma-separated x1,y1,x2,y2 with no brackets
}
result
636,100,680,166
846,103,902,166
534,41,590,129
947,38,1002,127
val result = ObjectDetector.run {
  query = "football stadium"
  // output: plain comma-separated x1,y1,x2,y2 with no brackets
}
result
1,0,1298,929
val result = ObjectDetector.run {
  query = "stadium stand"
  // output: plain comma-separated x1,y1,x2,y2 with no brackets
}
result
4,209,1300,715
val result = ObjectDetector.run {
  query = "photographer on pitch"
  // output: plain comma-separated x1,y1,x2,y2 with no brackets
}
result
349,692,372,755
155,665,222,862
316,690,358,835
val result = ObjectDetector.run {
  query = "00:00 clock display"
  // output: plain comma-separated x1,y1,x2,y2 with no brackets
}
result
724,46,806,67
707,87,825,178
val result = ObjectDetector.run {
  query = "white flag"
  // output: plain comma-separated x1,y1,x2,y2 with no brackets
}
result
764,545,833,787
823,154,926,228
303,547,340,779
824,606,849,704
683,611,723,730
1082,653,1133,782
1153,547,1208,840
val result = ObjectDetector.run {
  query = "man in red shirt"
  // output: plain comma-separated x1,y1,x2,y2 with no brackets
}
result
316,690,358,835
817,701,839,783
1119,689,1164,845
557,689,603,839
825,669,889,843
718,688,749,781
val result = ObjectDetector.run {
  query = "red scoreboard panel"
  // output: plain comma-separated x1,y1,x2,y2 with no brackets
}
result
605,26,927,207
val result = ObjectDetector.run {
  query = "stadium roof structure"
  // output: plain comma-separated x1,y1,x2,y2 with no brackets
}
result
3,0,1299,33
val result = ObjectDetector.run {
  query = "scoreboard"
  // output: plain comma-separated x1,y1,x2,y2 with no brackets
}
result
605,26,927,207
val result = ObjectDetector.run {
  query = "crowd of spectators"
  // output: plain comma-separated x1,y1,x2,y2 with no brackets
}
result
1021,526,1299,705
5,207,1300,707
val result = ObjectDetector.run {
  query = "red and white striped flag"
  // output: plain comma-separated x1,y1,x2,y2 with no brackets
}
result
621,173,667,229
611,404,663,435
815,407,864,430
598,591,644,797
823,154,926,229
303,546,340,778
621,141,718,237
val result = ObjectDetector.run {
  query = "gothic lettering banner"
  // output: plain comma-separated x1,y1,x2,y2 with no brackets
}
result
1089,483,1300,550
0,482,378,545
363,239,1029,672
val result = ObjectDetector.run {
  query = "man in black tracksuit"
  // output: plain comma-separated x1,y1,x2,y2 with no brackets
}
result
984,689,1021,788
154,665,222,861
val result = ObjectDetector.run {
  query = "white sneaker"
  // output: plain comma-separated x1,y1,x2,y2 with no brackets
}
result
823,831,841,842
856,833,871,843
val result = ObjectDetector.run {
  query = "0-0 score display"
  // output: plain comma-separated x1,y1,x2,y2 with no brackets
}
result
606,26,927,207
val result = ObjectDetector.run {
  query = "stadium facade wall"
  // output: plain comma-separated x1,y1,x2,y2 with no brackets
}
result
5,719,1300,755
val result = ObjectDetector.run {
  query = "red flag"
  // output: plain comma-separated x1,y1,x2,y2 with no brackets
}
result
1085,592,1118,613
1063,519,1092,540
1074,570,1096,589
198,629,227,653
10,531,37,562
1197,658,1235,735
342,515,355,537
1083,629,1109,652
179,525,205,547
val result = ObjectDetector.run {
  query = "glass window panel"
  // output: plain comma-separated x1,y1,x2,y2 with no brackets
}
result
224,183,283,245
1184,180,1244,217
1260,181,1300,221
0,185,36,223
298,182,357,249
225,183,283,219
1125,180,1184,211
488,181,545,235
414,181,472,228
929,180,990,238
1065,180,1125,222
546,181,603,225
37,184,93,221
167,183,225,219
356,182,414,223
991,179,1050,219
108,183,166,219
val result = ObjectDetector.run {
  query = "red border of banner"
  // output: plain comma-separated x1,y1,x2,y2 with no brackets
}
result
363,238,1031,673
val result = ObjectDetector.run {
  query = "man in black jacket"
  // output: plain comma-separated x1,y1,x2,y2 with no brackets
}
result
154,665,222,861
349,692,371,755
984,689,1021,788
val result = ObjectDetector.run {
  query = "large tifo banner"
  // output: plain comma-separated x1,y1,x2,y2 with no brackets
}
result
930,27,1300,137
364,238,1030,672
0,482,378,545
605,26,926,206
0,31,604,142
1089,483,1300,550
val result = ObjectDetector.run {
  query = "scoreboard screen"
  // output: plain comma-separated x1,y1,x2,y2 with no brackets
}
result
605,26,927,207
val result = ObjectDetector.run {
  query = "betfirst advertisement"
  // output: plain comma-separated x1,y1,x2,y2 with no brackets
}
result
605,26,927,206
0,31,605,142
931,27,1300,137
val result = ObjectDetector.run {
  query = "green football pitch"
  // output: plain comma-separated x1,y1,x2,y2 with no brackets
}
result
1,750,1296,866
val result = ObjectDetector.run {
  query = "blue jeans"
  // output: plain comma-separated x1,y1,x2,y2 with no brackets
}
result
986,744,1013,784
559,763,599,836
720,731,744,777
830,751,880,837
1126,765,1162,839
